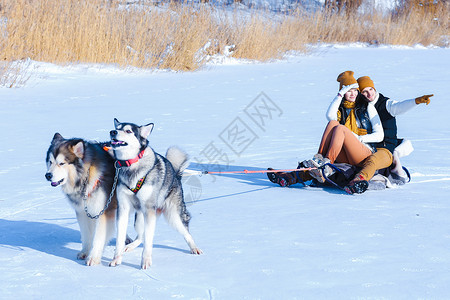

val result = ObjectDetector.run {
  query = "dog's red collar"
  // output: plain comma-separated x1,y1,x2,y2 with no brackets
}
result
116,149,145,167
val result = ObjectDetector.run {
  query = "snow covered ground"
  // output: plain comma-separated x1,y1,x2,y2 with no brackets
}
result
1,45,449,299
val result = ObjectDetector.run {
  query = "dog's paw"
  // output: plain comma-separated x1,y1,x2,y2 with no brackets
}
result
109,256,122,267
86,256,101,266
77,252,88,260
191,248,203,255
141,256,152,270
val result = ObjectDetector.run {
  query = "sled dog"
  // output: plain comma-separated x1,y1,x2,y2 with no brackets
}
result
45,133,118,266
109,118,202,269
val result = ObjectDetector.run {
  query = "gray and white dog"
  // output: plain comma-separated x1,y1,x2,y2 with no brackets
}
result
109,118,202,269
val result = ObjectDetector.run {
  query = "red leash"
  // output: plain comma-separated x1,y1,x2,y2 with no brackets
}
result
184,167,317,176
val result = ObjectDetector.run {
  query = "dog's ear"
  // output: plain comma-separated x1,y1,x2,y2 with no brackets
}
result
140,123,154,139
52,133,64,144
114,118,120,129
72,141,85,159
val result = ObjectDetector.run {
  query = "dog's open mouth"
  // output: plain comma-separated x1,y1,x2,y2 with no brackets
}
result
111,139,128,147
51,179,64,187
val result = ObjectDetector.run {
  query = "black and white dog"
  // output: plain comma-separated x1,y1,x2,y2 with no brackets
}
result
109,119,202,269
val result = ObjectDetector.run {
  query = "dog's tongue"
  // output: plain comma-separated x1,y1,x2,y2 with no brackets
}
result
51,181,60,187
111,140,126,146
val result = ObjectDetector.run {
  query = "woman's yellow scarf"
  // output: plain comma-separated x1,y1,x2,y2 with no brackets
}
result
337,100,367,136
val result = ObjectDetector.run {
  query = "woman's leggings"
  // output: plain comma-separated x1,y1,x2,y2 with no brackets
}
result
318,120,373,166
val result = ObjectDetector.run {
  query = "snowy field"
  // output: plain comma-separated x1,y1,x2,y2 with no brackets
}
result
1,45,450,299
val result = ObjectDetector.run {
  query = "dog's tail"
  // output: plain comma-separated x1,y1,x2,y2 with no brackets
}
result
166,146,189,177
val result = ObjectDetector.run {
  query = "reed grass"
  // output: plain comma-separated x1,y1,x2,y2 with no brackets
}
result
0,0,448,86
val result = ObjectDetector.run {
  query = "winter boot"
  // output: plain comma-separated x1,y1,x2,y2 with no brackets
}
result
297,161,314,182
344,174,369,195
267,164,312,187
267,169,298,187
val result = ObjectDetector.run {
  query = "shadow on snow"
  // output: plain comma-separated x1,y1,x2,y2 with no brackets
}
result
0,218,191,266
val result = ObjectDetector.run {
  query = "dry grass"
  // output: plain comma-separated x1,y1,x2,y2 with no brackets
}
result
0,60,33,88
299,3,449,46
0,0,448,86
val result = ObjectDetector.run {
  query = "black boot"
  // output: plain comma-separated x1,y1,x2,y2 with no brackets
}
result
344,174,369,194
267,169,297,187
267,165,312,187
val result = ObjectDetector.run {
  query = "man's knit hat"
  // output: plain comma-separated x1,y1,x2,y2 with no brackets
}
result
357,76,376,91
337,71,358,90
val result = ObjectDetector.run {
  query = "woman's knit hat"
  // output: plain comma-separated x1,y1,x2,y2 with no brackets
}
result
357,76,375,91
337,71,358,90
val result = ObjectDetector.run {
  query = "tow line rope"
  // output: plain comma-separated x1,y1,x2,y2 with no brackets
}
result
183,167,318,176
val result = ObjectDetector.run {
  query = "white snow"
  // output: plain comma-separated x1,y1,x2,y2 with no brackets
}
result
1,45,450,299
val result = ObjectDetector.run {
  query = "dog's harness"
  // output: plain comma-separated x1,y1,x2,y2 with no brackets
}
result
82,145,119,220
114,149,148,194
130,175,146,194
83,170,118,220
87,178,101,198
